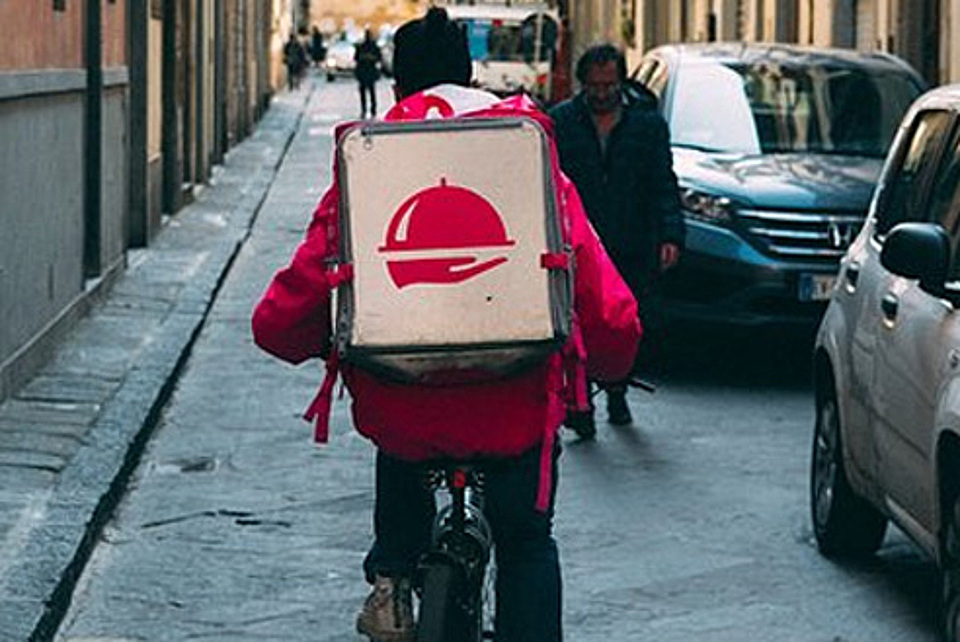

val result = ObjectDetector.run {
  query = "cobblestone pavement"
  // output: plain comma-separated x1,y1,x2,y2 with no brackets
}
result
0,78,312,640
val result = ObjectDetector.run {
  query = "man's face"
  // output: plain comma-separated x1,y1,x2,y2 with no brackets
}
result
584,61,622,115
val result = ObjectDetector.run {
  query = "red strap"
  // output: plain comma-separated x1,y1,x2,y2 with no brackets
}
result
535,353,566,513
535,424,556,513
561,314,589,411
303,349,341,443
540,252,569,270
327,263,354,288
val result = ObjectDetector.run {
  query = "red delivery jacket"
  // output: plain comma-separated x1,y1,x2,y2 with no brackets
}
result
252,85,641,508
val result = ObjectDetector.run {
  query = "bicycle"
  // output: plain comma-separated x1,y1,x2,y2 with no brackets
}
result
415,462,496,642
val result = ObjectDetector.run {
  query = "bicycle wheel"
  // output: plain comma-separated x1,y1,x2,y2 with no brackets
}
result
417,561,469,642
480,558,496,639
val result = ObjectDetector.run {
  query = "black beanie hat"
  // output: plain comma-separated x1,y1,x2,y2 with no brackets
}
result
393,7,472,95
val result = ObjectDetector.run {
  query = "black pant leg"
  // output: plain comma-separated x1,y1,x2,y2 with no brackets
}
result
358,82,368,117
484,445,563,642
362,451,436,583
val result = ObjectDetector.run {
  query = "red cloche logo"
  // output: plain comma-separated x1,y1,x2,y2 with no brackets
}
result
378,178,515,289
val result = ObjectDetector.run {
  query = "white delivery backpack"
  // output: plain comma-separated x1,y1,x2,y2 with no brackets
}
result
333,117,572,385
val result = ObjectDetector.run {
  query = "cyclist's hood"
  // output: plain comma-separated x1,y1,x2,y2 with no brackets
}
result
383,84,556,137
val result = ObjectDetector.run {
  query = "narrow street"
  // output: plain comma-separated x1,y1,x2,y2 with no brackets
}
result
51,75,937,641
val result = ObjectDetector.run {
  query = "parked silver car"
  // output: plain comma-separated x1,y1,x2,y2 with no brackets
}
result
812,83,960,641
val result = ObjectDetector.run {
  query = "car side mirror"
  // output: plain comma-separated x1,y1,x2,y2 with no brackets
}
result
880,222,952,296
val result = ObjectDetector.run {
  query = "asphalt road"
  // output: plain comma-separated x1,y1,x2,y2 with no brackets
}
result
52,75,938,642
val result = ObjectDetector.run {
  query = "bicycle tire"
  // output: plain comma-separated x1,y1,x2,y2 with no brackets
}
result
417,561,467,642
480,559,496,639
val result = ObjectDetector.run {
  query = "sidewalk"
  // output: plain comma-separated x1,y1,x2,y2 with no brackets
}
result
0,85,310,641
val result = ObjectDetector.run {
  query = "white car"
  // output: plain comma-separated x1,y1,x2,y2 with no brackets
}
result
812,83,960,641
324,39,357,81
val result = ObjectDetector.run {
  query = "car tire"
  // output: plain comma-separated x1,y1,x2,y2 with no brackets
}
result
942,497,960,642
327,73,334,82
810,380,887,558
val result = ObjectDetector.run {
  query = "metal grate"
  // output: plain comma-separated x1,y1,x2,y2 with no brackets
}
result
736,209,864,260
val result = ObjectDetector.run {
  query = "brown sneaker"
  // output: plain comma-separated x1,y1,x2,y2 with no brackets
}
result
356,575,414,641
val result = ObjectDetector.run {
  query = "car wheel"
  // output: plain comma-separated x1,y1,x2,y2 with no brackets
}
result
810,381,887,557
327,73,334,82
942,497,960,642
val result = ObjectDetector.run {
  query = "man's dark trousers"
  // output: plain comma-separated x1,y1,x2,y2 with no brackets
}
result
359,80,377,118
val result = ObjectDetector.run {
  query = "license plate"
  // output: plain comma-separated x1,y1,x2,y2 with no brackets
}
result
799,273,837,301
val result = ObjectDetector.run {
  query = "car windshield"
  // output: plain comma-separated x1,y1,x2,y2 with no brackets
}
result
669,59,921,157
457,16,556,63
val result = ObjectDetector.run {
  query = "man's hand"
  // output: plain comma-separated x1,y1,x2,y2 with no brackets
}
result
659,242,681,271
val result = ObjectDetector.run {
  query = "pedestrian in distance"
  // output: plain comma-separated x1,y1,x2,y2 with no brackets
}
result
310,25,326,69
354,28,382,118
283,32,307,91
549,43,685,438
251,7,641,641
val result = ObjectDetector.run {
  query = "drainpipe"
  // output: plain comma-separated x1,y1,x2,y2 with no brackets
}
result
195,0,205,182
128,0,149,246
162,0,181,213
84,0,103,277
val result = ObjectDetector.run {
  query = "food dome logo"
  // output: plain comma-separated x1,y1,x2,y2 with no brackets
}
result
378,178,515,289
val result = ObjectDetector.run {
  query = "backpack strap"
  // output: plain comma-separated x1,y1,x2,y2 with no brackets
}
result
535,423,557,512
326,263,354,287
535,352,566,512
562,313,589,411
303,249,353,443
304,348,341,443
540,252,569,270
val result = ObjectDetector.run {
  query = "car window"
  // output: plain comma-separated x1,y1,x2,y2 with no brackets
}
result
668,61,920,155
634,58,656,84
646,60,669,99
875,110,955,236
926,127,960,280
459,19,524,63
669,62,759,152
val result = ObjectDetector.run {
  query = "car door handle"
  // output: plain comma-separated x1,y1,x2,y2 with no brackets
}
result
881,292,899,321
845,262,860,288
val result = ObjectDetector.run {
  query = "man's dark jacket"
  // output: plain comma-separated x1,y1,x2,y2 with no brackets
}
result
354,39,381,84
549,86,684,289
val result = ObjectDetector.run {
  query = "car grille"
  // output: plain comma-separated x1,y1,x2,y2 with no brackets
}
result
736,209,864,261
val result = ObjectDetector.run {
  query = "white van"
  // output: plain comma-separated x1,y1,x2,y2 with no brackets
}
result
442,3,559,101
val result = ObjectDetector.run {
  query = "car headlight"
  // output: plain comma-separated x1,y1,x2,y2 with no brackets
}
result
679,187,733,224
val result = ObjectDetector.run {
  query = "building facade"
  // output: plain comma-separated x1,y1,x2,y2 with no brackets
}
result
567,0,956,88
0,0,283,403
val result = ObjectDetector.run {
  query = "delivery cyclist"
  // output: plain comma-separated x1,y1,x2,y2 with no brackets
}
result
251,8,641,641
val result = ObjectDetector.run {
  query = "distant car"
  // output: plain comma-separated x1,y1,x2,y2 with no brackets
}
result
812,83,960,642
324,39,356,81
632,43,925,326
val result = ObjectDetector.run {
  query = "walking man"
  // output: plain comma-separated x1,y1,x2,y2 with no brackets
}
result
355,28,382,118
283,32,307,91
549,44,685,437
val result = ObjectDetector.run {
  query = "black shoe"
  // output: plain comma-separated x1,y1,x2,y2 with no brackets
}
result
606,390,632,426
564,409,597,440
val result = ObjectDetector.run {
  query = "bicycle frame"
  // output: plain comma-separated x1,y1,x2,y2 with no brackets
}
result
416,463,494,642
